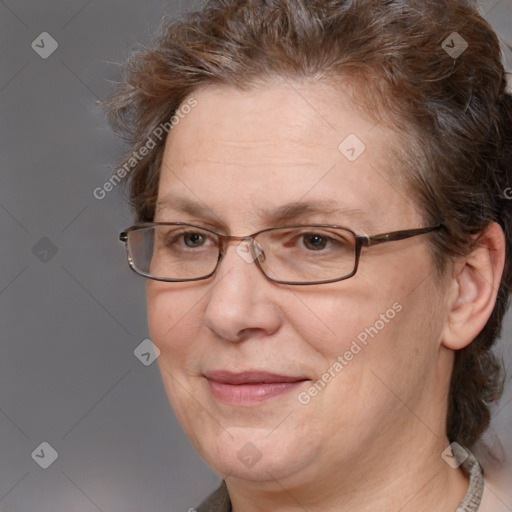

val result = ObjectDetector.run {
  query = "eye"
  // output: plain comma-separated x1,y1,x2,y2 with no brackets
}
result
302,233,329,251
182,232,206,247
278,228,352,253
162,228,215,249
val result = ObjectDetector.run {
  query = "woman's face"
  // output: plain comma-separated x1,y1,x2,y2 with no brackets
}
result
147,80,451,487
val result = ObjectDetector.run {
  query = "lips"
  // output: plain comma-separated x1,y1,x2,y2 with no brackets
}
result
204,370,309,404
204,370,307,385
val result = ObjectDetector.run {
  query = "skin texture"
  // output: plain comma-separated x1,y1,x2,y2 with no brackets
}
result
146,80,505,512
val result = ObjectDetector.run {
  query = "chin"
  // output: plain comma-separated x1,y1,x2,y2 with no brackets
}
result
194,427,316,484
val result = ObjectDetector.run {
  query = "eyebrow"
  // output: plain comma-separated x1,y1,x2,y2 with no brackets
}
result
156,194,370,229
257,200,369,227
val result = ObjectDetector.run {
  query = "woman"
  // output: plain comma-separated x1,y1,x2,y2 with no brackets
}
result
105,0,512,510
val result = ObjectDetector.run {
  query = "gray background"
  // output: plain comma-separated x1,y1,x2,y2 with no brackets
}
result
1,1,511,511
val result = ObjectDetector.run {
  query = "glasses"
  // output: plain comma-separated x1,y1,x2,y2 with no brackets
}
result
119,222,443,285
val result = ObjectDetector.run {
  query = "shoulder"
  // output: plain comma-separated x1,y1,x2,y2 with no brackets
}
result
196,480,231,512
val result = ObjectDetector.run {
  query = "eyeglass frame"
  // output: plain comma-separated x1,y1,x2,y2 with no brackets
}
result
119,222,444,285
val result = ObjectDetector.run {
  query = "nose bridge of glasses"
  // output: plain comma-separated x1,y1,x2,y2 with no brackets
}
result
226,235,265,264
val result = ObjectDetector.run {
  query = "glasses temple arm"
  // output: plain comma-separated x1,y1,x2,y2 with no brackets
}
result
366,225,443,247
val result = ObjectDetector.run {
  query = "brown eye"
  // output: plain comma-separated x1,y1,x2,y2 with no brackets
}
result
302,233,328,251
183,232,206,247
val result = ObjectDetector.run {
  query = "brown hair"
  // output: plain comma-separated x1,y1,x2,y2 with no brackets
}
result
104,0,512,447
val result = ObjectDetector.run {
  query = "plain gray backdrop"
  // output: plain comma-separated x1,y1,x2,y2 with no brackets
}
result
1,1,511,511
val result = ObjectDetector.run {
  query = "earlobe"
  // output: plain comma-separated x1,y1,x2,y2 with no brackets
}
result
442,222,506,351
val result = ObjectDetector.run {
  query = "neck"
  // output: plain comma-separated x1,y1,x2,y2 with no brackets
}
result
227,435,470,512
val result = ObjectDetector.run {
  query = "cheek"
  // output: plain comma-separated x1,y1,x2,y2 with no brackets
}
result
289,284,402,363
146,285,209,429
146,284,205,369
350,277,446,401
303,273,442,391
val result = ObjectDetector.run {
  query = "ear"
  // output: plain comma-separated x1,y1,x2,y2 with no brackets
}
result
442,222,506,350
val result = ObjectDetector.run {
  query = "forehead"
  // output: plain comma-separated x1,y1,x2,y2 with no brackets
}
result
157,80,421,232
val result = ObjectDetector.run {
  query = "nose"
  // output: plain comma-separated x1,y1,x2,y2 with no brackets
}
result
202,240,282,342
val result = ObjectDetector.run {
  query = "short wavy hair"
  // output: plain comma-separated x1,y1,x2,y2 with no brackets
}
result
104,0,512,447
